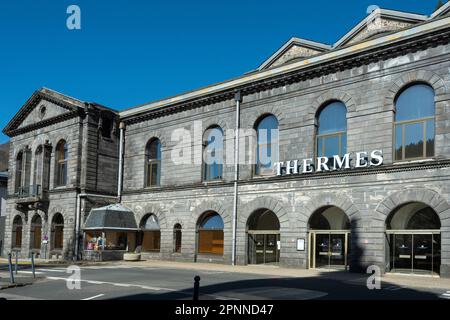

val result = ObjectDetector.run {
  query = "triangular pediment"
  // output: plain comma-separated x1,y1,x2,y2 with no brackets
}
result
334,8,427,48
258,38,331,71
3,88,85,136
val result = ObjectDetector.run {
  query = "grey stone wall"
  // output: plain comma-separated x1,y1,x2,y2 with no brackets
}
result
121,43,450,277
3,101,119,259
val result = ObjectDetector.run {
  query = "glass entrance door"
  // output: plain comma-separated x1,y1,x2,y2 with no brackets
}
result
315,233,330,268
310,232,349,270
248,233,280,265
388,233,440,276
330,234,346,268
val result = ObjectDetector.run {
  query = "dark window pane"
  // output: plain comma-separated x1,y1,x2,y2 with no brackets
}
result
317,102,347,135
147,139,161,160
395,84,435,121
404,122,424,159
151,162,160,186
426,120,435,158
395,124,403,160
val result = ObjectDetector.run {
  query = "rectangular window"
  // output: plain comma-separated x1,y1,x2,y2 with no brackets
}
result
316,132,346,168
394,118,434,161
146,160,160,187
198,230,224,255
142,231,161,252
52,226,64,250
426,120,435,158
14,227,22,248
56,162,67,186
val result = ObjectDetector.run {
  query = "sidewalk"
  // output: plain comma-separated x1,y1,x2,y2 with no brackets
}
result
0,273,36,290
122,259,450,290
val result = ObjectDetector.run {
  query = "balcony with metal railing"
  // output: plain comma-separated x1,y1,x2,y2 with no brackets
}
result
15,185,48,205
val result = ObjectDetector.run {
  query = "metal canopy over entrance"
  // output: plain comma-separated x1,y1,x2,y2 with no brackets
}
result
308,206,351,270
385,203,441,276
247,209,280,265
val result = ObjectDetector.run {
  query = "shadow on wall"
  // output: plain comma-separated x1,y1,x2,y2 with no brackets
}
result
110,272,440,300
349,221,367,274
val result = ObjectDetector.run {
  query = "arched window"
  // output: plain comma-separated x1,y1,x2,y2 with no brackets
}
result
51,213,64,251
203,126,224,181
140,214,161,252
394,83,435,161
12,216,23,249
255,115,279,175
15,152,23,194
145,139,161,187
316,101,347,160
31,215,42,250
55,140,68,187
173,224,182,253
197,212,224,255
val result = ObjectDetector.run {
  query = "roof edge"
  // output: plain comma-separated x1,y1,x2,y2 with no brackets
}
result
120,15,449,119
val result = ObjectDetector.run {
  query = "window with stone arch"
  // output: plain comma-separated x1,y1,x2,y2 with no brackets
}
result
315,101,347,162
173,223,182,253
145,138,161,187
55,140,68,187
255,114,279,176
394,83,435,161
203,126,224,181
197,212,224,255
12,215,23,249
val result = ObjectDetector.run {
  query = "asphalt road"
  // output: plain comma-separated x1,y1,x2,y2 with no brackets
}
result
1,264,450,300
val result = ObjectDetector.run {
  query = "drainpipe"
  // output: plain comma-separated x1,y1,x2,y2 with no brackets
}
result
232,91,242,266
117,122,126,201
74,193,119,260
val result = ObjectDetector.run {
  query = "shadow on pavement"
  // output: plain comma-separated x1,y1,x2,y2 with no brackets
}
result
110,271,441,301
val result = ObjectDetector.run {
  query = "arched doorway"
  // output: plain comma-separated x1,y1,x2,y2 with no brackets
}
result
51,213,64,251
139,214,161,252
197,212,224,256
308,206,351,270
247,209,280,265
386,202,441,276
30,215,42,255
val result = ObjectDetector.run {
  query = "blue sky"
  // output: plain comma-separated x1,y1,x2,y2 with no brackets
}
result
0,0,440,143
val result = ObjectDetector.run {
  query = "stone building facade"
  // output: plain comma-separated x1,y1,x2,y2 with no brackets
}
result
3,6,450,277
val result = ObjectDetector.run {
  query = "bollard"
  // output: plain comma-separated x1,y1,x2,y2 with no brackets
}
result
193,275,201,301
31,252,36,279
8,253,14,284
14,251,18,275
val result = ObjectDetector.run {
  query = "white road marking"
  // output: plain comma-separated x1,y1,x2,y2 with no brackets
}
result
45,276,176,292
18,271,44,275
87,281,105,285
211,295,240,301
82,294,105,301
36,269,67,273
